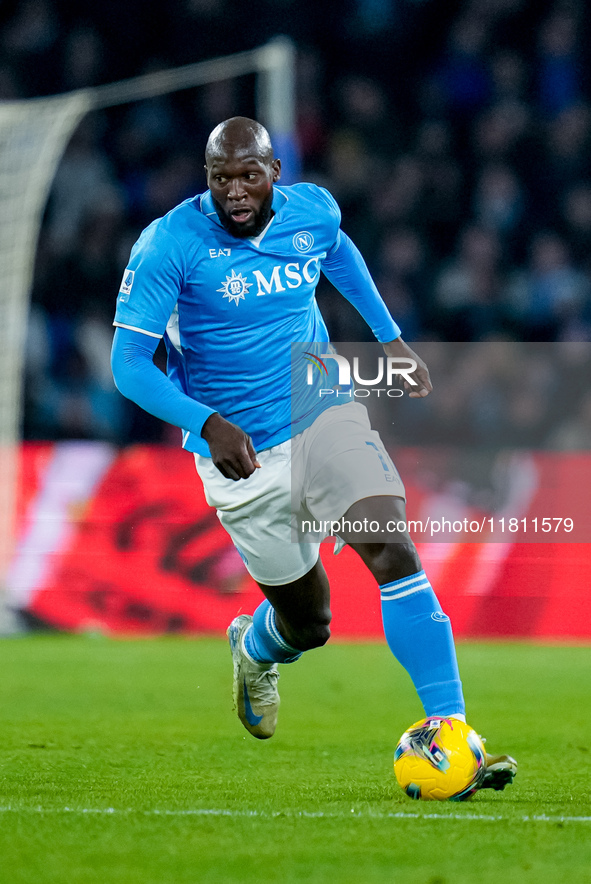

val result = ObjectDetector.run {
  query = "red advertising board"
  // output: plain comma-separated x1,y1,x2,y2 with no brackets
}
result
6,442,591,640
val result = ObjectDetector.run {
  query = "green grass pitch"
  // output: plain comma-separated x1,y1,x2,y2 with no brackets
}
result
0,635,590,884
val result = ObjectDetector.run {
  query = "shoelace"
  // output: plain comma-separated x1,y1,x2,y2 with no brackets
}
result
247,667,279,706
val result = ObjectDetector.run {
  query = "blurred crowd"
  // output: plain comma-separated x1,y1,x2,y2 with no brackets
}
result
2,0,591,447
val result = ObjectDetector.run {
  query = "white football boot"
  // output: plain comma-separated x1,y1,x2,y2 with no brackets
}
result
227,614,280,740
481,751,518,790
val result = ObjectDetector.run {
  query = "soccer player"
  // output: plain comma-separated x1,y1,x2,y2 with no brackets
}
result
111,117,516,791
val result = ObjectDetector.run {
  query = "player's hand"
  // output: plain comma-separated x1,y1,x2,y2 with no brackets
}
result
201,413,261,480
382,337,432,398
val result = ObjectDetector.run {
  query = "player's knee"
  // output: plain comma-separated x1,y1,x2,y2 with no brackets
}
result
289,612,332,650
366,541,421,586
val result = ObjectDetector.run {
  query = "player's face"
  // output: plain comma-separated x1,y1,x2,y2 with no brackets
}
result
206,148,281,238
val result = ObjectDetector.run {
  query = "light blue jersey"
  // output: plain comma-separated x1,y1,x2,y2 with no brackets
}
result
113,183,400,456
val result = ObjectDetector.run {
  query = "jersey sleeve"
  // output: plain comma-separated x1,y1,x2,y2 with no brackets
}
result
321,229,401,343
315,185,342,230
308,184,342,249
111,327,217,439
113,223,186,338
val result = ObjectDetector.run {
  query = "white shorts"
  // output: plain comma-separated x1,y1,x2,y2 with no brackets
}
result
194,402,405,586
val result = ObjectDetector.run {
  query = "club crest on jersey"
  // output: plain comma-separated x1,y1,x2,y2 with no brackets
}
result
118,268,135,301
293,231,314,253
217,269,252,305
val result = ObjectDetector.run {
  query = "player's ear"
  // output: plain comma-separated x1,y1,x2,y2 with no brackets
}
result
272,158,281,182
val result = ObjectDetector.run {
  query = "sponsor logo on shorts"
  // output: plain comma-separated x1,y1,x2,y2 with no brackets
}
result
365,440,396,481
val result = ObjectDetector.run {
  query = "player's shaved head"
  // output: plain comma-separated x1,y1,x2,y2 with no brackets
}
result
205,117,275,166
205,116,281,238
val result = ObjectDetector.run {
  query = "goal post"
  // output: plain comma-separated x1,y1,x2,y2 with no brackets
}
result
86,36,299,179
0,38,297,632
0,91,92,634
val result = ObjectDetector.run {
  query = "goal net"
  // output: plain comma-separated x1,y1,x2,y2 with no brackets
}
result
0,38,297,632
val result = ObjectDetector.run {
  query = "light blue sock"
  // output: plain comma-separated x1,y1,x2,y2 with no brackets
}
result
380,570,465,718
243,600,302,664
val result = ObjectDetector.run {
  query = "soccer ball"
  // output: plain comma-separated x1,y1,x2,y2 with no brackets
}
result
394,717,487,801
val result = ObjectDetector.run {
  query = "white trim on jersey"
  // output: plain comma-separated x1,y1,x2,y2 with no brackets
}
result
113,322,162,338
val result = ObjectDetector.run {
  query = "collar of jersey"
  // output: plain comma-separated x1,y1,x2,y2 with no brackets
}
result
198,187,288,232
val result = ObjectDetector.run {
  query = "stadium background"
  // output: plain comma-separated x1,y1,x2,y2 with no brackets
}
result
2,0,591,637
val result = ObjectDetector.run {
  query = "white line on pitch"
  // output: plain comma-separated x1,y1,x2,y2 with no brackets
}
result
0,807,590,823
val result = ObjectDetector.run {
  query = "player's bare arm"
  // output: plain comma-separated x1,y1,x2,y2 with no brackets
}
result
382,336,432,398
201,411,260,480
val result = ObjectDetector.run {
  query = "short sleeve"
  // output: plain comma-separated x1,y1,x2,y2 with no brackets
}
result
312,185,341,247
114,222,186,337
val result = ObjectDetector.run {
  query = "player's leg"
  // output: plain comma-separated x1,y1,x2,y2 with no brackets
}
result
342,494,517,789
340,493,465,721
195,444,326,739
253,557,331,655
227,557,329,740
300,404,464,720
